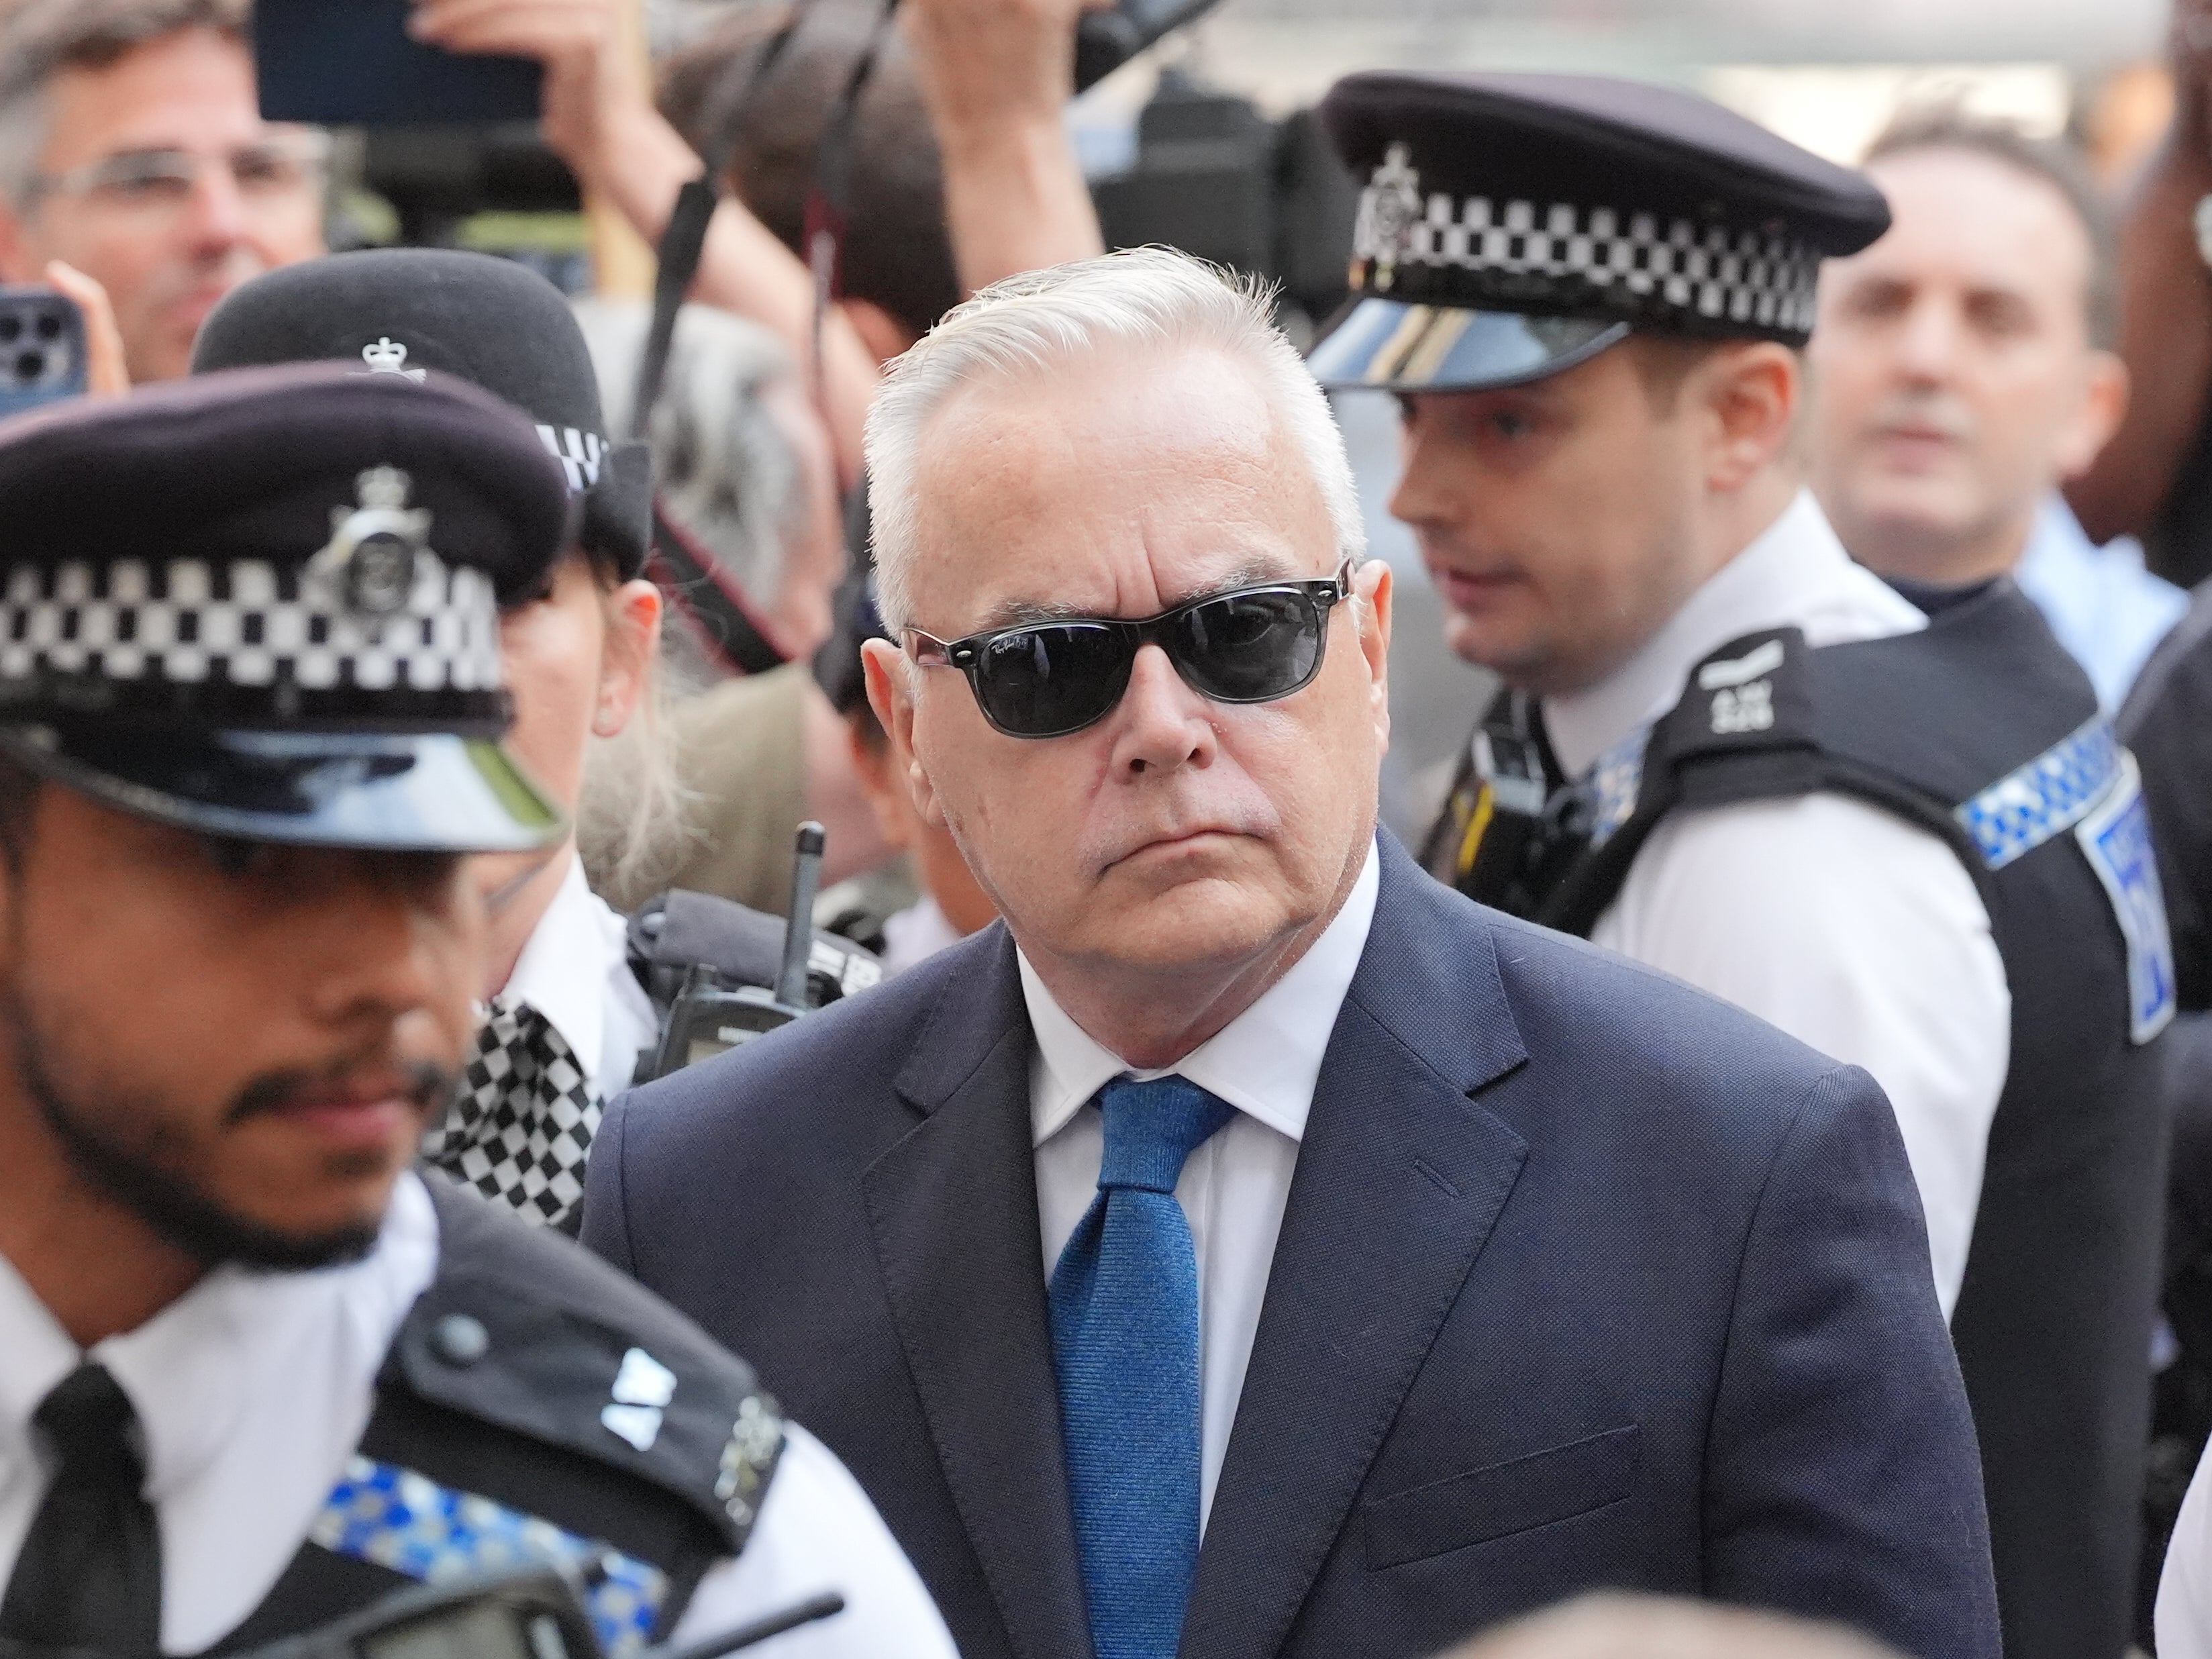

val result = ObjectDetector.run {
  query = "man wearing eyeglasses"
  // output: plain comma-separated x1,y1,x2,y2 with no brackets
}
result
579,246,1999,1659
0,0,327,385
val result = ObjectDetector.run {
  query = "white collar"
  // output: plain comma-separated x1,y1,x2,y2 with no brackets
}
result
499,853,626,1093
1020,840,1381,1148
0,1172,438,1501
1543,490,1926,779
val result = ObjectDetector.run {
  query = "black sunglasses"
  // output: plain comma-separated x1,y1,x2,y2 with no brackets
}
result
907,560,1354,739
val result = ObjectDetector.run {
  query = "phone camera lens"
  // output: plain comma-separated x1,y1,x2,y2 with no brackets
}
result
34,313,60,341
15,350,44,383
0,317,21,344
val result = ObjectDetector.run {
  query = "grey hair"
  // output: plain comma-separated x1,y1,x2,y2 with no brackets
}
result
864,246,1367,636
0,0,249,207
572,296,803,619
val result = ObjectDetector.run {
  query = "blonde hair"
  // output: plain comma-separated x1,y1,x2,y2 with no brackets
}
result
576,579,692,904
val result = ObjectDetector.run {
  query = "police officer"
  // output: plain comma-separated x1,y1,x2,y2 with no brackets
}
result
1308,72,2172,1659
188,249,876,1230
0,366,954,1656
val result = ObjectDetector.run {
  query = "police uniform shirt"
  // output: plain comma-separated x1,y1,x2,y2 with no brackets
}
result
0,1172,960,1658
2160,1442,2212,1654
1552,491,2012,1316
503,852,658,1099
1027,841,1381,1532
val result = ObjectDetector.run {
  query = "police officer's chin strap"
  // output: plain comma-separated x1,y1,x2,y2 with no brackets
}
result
627,0,899,681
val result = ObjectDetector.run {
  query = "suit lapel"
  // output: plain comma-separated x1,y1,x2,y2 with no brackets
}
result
861,930,1095,1659
1181,838,1532,1659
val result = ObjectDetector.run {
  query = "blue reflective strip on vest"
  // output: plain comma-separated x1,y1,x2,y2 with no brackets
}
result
1587,734,1646,850
1955,717,2121,870
309,1456,669,1657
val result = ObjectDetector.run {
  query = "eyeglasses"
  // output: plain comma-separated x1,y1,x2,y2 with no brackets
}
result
26,134,331,217
907,561,1354,739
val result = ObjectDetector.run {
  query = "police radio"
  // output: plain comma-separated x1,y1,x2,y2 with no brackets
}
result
633,823,881,1082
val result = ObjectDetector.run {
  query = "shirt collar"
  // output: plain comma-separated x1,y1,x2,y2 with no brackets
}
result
0,1171,438,1501
1021,840,1381,1149
1543,490,1925,779
499,853,623,1095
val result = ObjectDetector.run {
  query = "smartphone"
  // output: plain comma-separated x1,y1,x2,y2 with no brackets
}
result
0,289,85,417
254,0,543,127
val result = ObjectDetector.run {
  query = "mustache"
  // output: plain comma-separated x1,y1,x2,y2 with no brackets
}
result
227,1058,452,1125
1867,393,1974,444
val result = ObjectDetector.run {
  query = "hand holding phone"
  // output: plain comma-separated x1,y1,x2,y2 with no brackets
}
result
41,262,128,396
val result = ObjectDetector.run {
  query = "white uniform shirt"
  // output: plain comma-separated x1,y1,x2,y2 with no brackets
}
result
879,895,964,978
1023,842,1380,1531
502,854,658,1099
1550,491,2012,1317
2159,1442,2212,1655
0,1174,958,1659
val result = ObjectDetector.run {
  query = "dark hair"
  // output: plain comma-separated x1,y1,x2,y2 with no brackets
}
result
658,2,962,342
1863,107,2118,350
0,0,250,205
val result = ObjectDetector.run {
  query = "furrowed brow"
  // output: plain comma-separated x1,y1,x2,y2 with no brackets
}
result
962,554,1316,635
966,595,1094,633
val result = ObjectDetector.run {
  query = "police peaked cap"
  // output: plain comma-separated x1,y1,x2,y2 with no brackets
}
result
192,248,654,588
1307,71,1892,393
0,364,572,852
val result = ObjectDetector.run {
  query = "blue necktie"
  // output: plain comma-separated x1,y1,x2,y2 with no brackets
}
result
1049,1074,1235,1659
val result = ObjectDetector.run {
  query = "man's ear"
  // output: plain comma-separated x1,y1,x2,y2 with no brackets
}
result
862,637,944,830
1699,342,1799,495
2056,349,2131,483
1354,558,1393,754
592,579,662,738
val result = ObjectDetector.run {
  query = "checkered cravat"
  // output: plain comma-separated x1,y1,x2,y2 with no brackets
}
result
421,997,601,1230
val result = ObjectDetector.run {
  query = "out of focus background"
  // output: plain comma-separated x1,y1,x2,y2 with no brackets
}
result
339,0,2180,830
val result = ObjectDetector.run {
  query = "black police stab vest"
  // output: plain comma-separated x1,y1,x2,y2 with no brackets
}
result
206,1176,785,1656
1427,579,2174,1659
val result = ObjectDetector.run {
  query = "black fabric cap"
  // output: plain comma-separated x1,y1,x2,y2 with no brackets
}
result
0,363,572,851
1311,70,1893,389
191,248,653,584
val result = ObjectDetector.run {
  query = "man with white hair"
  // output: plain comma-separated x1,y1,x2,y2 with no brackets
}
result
581,246,1997,1659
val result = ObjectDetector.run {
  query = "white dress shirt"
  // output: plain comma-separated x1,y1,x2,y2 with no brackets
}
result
1023,842,1380,1531
1554,491,2012,1318
2160,1441,2212,1656
0,1173,957,1658
503,853,658,1099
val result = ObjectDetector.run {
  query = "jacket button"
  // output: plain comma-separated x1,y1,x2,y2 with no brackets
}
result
430,1313,490,1366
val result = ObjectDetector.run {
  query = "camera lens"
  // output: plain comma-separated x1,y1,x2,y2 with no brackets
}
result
15,350,44,383
34,313,60,341
0,316,21,344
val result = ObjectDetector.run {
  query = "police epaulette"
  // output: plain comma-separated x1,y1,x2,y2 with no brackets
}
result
397,1174,785,1552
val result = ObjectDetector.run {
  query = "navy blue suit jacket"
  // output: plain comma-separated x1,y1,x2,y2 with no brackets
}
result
583,835,1999,1659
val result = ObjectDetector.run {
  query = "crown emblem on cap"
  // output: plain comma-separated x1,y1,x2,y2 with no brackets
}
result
1356,143,1425,293
309,467,432,624
358,336,427,383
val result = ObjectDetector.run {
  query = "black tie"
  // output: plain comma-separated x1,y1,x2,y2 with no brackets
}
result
0,1364,161,1653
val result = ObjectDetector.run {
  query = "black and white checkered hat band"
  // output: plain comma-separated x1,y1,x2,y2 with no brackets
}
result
1355,187,1820,338
0,554,502,715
